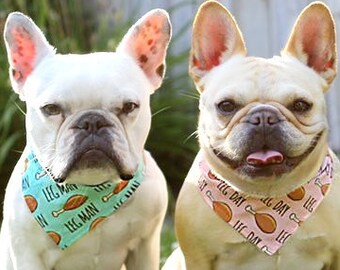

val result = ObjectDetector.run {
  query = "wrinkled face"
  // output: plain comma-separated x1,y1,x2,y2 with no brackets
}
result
199,56,329,194
25,54,151,185
190,1,336,197
4,10,171,185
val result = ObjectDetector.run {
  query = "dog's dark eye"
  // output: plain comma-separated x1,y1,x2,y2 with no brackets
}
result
41,104,62,116
122,102,139,114
291,99,312,113
217,100,237,114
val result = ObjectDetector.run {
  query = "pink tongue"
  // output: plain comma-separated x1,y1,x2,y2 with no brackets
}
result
246,150,283,165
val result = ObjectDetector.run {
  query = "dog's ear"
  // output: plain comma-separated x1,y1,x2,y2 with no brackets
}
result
4,12,55,100
283,2,337,86
189,1,246,91
116,9,172,92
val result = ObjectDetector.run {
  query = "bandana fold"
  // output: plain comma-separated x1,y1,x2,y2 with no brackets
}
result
198,152,333,255
22,152,143,249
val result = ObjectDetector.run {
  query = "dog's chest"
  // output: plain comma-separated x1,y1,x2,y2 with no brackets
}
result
203,184,340,269
46,211,143,269
40,170,166,269
179,153,340,269
213,234,334,270
42,191,157,269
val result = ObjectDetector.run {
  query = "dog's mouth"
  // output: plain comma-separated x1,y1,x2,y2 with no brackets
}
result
72,148,117,171
48,111,140,184
50,141,138,184
68,147,136,180
243,149,296,177
246,150,284,166
213,132,323,178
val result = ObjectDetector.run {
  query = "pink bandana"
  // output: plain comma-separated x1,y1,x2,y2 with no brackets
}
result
198,153,333,255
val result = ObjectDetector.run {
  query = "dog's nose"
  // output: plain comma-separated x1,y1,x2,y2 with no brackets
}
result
75,113,112,133
246,106,282,126
120,173,134,181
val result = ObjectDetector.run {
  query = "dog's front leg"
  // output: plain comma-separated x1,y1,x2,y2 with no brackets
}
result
7,222,52,270
182,250,213,270
329,253,340,270
0,243,44,270
125,224,163,270
1,174,51,269
11,255,47,270
0,223,14,270
8,238,48,270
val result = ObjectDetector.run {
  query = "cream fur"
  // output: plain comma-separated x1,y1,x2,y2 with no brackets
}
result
163,1,340,269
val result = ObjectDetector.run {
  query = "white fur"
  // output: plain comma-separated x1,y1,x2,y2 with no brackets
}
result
1,150,167,270
0,9,171,270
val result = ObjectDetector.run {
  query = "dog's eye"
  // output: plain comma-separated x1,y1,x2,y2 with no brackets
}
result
122,102,139,114
291,99,312,113
41,104,62,116
217,100,237,114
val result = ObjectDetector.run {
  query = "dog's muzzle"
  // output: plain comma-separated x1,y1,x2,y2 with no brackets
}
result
214,104,322,178
243,105,285,166
53,111,137,183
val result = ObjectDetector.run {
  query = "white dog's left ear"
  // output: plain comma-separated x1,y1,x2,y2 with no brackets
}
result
283,2,337,86
116,9,172,91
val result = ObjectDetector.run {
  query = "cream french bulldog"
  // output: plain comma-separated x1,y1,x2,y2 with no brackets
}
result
0,9,171,270
163,1,340,269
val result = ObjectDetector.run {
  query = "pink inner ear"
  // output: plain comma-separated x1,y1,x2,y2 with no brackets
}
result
132,16,166,77
301,19,334,72
194,18,227,71
10,26,36,82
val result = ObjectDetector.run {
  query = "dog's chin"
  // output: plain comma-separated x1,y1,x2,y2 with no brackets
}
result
72,149,113,171
63,150,119,185
65,167,120,186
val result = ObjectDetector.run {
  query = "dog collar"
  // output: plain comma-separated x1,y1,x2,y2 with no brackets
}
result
22,152,144,250
198,152,333,255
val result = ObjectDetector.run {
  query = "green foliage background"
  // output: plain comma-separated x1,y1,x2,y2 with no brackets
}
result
0,0,198,232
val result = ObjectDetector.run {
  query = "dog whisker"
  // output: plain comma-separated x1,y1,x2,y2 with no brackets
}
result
184,130,199,144
180,92,200,100
152,106,171,117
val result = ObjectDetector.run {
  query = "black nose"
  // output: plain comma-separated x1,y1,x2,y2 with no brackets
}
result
54,177,65,184
247,107,281,126
75,113,112,133
120,174,134,181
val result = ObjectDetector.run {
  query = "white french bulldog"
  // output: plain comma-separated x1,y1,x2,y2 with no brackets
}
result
163,1,340,269
0,9,171,270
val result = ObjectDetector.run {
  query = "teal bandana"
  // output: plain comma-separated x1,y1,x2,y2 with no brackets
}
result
22,152,143,249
